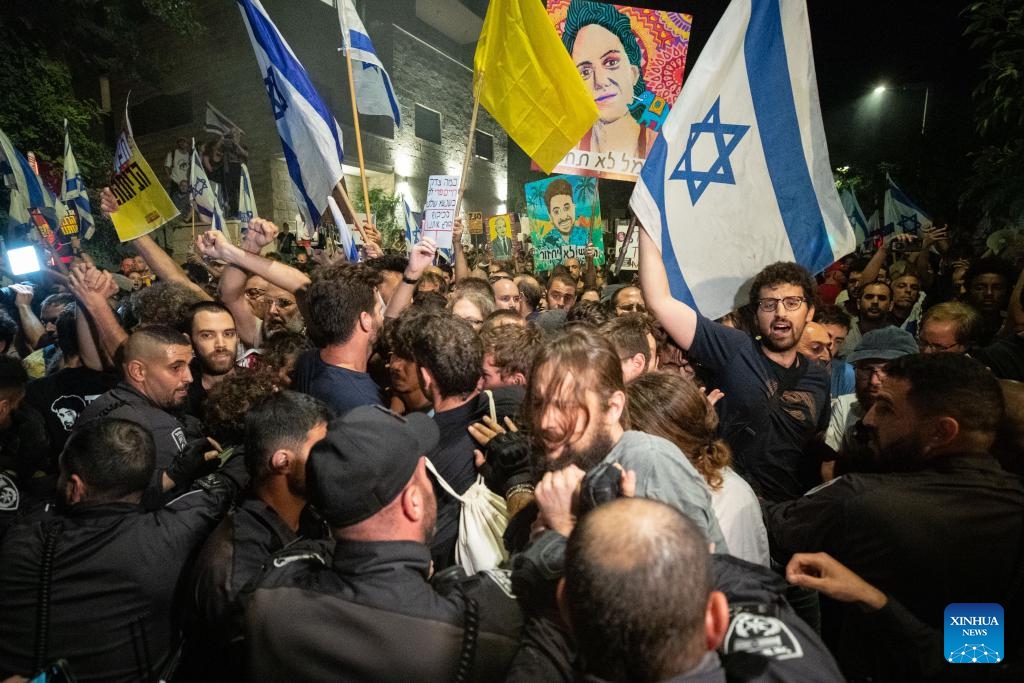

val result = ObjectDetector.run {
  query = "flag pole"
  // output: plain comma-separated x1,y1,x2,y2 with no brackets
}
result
190,138,197,242
338,4,374,225
454,72,483,221
613,215,637,275
333,180,370,244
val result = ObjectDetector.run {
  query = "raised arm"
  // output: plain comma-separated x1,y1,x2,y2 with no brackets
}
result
100,188,212,301
638,225,698,350
384,238,438,319
68,264,128,365
452,218,470,282
11,284,45,349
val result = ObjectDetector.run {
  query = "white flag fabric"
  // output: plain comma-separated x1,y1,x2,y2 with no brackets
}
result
238,0,345,228
839,189,868,247
0,130,49,213
237,162,258,224
62,120,96,239
190,143,225,230
337,0,401,126
883,174,931,235
630,0,854,319
205,102,245,138
402,196,420,253
327,195,359,262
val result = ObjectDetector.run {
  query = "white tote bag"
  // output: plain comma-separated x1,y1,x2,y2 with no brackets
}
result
424,390,510,573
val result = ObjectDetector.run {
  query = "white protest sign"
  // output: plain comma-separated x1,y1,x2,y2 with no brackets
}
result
423,175,458,249
615,219,639,270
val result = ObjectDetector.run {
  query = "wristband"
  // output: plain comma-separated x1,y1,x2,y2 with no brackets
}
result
402,274,420,285
505,483,535,500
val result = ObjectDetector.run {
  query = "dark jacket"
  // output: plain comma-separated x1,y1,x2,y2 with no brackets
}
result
767,455,1024,679
507,532,843,682
0,472,242,682
428,386,523,570
184,496,328,681
77,382,204,503
244,539,523,682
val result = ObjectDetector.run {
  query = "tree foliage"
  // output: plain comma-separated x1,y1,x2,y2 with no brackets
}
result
0,0,203,184
962,0,1024,225
354,187,406,253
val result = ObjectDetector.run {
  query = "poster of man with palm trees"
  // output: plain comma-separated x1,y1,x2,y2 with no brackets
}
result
525,174,604,271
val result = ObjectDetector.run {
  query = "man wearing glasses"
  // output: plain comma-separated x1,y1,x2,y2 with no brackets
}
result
825,327,918,476
640,237,831,503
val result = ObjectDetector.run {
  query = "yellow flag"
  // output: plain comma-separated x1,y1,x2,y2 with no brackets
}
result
109,128,179,242
474,0,599,173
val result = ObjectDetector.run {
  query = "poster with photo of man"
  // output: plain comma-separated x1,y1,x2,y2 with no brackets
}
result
525,174,605,272
488,214,515,261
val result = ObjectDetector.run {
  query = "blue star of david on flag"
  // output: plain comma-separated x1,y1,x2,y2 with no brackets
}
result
191,178,208,199
897,212,920,233
669,97,750,206
264,67,288,120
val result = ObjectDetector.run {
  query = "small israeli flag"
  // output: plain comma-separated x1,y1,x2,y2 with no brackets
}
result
327,196,360,262
190,142,225,230
630,0,854,319
883,174,932,236
237,162,258,224
337,0,401,126
402,196,420,252
205,101,245,138
839,189,869,247
62,120,96,239
238,0,345,228
0,129,49,213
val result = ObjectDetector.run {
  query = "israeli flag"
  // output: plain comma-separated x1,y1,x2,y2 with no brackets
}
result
190,142,225,230
327,196,360,262
238,0,345,228
839,188,868,247
337,0,401,126
883,174,931,235
205,101,245,138
402,196,420,252
238,162,258,224
62,120,96,239
0,129,49,213
630,0,854,319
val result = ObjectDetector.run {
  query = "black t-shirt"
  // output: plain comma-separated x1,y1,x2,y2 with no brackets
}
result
688,315,830,503
427,386,524,570
24,366,115,467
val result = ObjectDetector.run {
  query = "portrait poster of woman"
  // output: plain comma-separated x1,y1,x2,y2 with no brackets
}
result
542,0,692,181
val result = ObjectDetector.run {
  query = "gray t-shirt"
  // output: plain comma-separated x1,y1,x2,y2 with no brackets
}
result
602,430,728,553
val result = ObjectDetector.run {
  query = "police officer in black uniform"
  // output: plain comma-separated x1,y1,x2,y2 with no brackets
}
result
243,405,523,682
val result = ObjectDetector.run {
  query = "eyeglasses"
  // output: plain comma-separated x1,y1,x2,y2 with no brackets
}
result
244,288,266,300
616,303,646,313
267,297,295,310
756,296,808,312
854,364,888,380
918,339,958,353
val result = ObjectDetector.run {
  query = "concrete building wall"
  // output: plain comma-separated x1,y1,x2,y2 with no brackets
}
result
110,0,507,250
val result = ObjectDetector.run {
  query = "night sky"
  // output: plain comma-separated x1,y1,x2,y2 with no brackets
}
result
632,0,980,221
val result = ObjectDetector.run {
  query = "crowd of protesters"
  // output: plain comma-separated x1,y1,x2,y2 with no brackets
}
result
0,185,1021,683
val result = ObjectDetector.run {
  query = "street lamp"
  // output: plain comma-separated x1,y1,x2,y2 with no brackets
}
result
871,82,930,135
